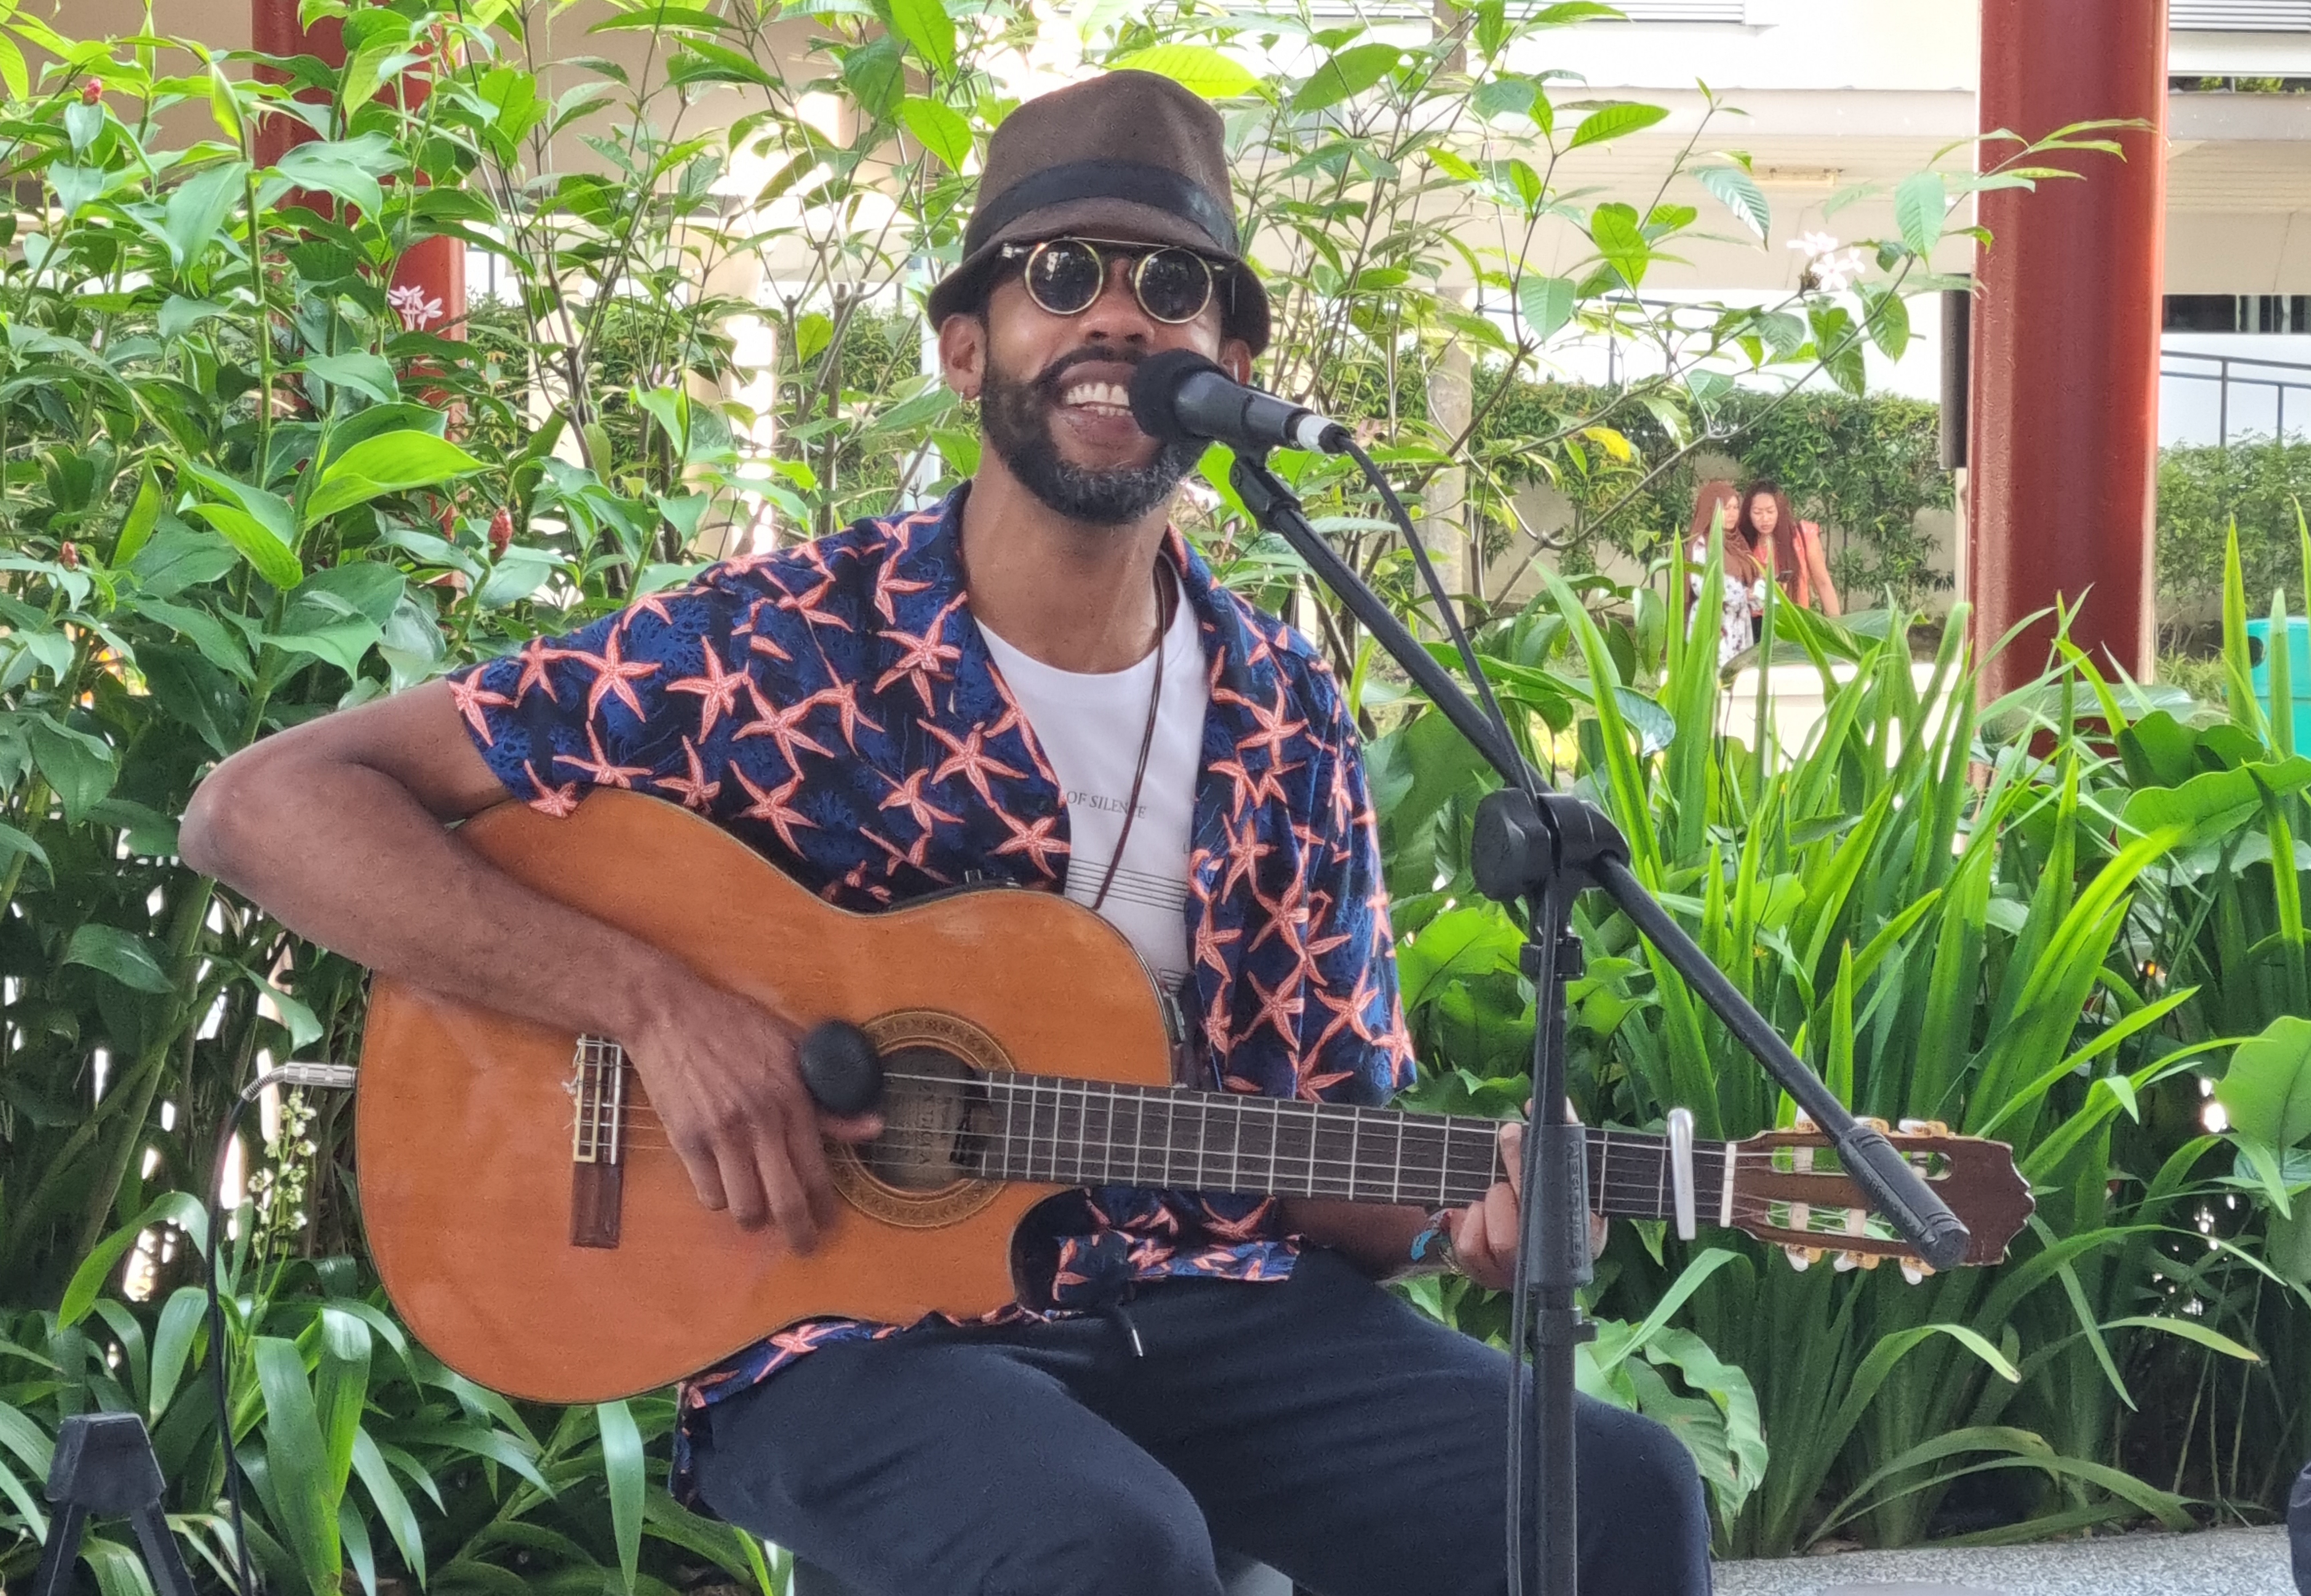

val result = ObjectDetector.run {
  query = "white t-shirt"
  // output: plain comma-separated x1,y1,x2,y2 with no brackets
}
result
977,587,1208,990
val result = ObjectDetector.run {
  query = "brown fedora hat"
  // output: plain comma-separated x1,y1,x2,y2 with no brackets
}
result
924,70,1271,354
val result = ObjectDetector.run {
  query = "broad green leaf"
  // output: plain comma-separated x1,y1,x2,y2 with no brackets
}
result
1567,102,1669,150
65,923,175,994
302,352,400,405
1111,45,1257,99
2218,1015,2311,1150
0,821,49,876
28,717,117,822
599,1401,645,1594
303,432,486,527
58,1192,208,1328
148,1285,209,1420
1893,171,1946,257
1589,202,1649,288
1863,286,1910,363
1471,75,1536,123
1291,43,1404,115
898,97,971,171
159,296,234,342
188,502,302,588
1695,164,1769,239
1517,276,1577,341
275,134,403,218
254,1335,341,1589
159,160,249,270
841,36,905,120
887,0,956,78
114,463,162,565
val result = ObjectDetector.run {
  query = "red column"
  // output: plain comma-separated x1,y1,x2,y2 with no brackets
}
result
1968,0,2166,697
250,0,464,340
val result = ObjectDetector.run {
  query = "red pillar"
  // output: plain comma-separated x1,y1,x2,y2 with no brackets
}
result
250,0,464,339
1968,0,2166,697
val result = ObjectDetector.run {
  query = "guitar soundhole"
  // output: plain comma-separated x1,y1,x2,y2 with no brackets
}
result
855,1045,994,1193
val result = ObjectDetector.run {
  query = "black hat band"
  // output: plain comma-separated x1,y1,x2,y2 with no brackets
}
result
963,159,1240,257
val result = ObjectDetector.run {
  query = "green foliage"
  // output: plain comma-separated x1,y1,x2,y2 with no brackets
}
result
2157,438,2311,623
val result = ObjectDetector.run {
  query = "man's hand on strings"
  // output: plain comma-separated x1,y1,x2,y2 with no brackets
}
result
1445,1101,1608,1293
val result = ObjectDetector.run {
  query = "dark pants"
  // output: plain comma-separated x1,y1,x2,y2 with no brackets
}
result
693,1248,1714,1596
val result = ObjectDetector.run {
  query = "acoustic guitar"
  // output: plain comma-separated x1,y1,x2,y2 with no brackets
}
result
356,790,2033,1404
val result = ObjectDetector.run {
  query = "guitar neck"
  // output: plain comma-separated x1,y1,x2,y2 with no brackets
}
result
956,1072,1737,1224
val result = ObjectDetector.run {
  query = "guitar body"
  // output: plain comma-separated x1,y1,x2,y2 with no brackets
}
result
356,790,1175,1404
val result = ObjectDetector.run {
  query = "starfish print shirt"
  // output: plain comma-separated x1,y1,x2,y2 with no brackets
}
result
447,489,1415,1502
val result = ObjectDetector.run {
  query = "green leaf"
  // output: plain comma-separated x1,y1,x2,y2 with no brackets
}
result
255,1335,341,1590
1894,170,1946,257
148,1285,209,1421
58,1192,208,1328
886,0,956,78
301,352,400,405
599,1400,645,1594
1111,45,1257,99
1291,43,1404,115
0,820,49,877
65,923,175,994
188,502,302,589
793,312,834,366
841,36,905,121
274,134,403,219
1588,202,1649,289
1472,75,1537,123
1517,275,1576,341
1863,285,1911,363
898,97,971,171
114,464,162,565
159,160,249,271
28,717,117,823
303,432,486,527
1695,164,1769,239
2218,1016,2311,1150
159,296,234,343
1567,101,1670,150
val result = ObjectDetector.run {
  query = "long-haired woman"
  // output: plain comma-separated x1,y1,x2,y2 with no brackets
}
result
1685,478,1764,668
1740,479,1840,617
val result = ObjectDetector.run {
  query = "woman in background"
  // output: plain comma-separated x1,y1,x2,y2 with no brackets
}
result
1741,478,1841,616
1686,478,1765,668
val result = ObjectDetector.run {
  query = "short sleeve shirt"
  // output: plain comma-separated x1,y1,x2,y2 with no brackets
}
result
446,488,1415,1500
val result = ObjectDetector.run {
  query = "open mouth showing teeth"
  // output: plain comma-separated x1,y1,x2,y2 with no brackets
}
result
1058,380,1132,416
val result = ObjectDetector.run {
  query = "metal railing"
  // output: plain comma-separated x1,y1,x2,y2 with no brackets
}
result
2161,349,2311,445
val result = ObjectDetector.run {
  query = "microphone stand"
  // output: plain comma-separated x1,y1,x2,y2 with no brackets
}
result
1224,450,1969,1596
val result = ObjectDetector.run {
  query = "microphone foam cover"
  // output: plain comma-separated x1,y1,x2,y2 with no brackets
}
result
1129,349,1227,444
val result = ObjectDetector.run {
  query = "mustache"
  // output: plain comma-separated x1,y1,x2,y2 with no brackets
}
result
1032,346,1144,398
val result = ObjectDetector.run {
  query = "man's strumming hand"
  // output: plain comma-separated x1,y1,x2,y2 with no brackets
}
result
619,958,883,1254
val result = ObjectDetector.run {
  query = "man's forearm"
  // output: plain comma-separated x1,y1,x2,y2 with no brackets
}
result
183,724,688,1047
1280,1197,1433,1280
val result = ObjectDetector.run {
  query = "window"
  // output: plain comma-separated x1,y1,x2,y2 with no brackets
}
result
2172,1,2311,30
2165,294,2311,333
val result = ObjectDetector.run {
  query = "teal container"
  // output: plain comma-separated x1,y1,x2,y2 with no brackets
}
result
2247,616,2311,752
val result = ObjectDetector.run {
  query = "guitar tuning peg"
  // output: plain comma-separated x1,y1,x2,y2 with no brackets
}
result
1899,1257,1933,1285
1861,1115,1890,1133
1833,1249,1858,1272
1784,1244,1812,1271
1857,1251,1882,1271
1896,1117,1951,1137
1792,1111,1817,1132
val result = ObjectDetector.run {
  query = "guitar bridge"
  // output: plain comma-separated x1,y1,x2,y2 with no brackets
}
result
569,1036,626,1248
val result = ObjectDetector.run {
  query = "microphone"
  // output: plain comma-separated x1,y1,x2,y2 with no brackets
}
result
1128,350,1352,456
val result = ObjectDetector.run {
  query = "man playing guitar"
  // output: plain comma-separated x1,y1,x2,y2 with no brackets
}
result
183,70,1713,1596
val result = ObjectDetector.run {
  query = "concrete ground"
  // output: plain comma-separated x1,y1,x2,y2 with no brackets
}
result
1714,1525,2293,1596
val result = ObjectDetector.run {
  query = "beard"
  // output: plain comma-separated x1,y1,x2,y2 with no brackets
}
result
979,346,1206,526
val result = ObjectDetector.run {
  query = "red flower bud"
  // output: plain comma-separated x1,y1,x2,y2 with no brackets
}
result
58,541,78,569
488,506,513,558
80,78,101,106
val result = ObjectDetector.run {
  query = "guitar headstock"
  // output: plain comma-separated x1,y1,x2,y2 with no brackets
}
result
1726,1116,2033,1282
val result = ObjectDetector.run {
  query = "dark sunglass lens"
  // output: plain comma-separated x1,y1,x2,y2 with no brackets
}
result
1135,250,1212,322
1025,241,1103,314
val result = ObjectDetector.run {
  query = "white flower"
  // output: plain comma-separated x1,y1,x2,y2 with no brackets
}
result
388,282,445,331
1810,246,1872,294
1787,231,1841,260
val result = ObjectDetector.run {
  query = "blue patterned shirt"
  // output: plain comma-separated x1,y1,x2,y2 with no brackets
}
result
448,489,1414,1497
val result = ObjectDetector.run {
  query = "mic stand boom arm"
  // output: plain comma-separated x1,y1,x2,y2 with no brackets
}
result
1224,451,1969,1596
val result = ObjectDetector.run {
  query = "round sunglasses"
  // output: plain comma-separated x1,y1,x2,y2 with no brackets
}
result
996,236,1227,325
